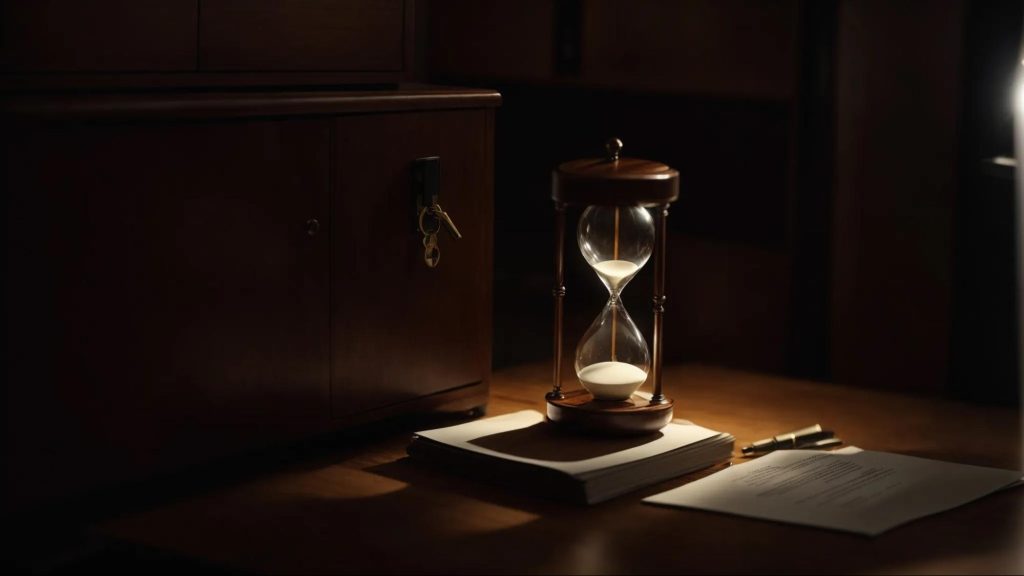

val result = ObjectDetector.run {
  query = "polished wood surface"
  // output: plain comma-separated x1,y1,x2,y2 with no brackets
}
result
1,86,502,121
546,390,674,435
552,157,679,206
99,362,1023,574
0,71,407,92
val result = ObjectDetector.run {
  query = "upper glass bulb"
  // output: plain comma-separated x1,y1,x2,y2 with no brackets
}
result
577,205,654,296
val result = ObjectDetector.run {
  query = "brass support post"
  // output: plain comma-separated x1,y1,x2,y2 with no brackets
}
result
549,202,567,400
651,204,669,403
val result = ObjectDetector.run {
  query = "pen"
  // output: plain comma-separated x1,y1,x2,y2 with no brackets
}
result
798,437,843,450
741,424,839,455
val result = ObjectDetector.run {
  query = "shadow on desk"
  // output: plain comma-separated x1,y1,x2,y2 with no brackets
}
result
54,360,1024,574
78,442,1024,574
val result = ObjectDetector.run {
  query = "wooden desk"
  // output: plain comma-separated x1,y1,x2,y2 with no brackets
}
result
96,363,1023,574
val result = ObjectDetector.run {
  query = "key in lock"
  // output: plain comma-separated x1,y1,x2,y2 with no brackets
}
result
423,233,440,268
418,206,442,268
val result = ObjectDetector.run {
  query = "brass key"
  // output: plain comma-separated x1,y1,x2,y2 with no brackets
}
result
431,203,462,240
418,206,442,268
423,233,440,268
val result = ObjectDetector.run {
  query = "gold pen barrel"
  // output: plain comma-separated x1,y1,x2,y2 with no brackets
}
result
742,424,826,455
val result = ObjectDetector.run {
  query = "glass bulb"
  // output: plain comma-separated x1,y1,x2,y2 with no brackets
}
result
577,206,654,296
574,205,654,401
575,299,650,400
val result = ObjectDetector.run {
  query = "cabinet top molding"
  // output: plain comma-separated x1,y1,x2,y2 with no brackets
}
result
1,86,502,121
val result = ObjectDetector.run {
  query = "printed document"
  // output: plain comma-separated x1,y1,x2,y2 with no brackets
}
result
644,447,1022,535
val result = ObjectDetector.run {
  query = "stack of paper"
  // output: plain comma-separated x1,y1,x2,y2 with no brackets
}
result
408,410,734,504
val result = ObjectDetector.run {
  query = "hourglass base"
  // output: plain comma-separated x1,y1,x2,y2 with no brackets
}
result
546,390,674,435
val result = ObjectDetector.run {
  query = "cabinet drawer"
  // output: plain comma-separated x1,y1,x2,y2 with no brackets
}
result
331,110,493,416
0,0,197,72
200,0,405,72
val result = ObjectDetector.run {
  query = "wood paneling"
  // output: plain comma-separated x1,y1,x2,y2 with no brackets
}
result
427,0,556,83
831,0,964,392
0,0,197,72
666,237,793,373
199,0,404,72
6,119,332,508
0,0,416,89
427,0,798,99
331,110,493,416
582,0,798,99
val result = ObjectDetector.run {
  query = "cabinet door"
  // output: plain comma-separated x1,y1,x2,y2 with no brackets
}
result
6,118,330,508
332,110,493,416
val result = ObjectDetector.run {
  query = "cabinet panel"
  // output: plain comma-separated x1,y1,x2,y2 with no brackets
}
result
427,0,555,82
332,111,492,416
582,0,798,99
6,119,331,507
0,0,197,72
200,0,404,72
427,0,797,99
831,1,961,392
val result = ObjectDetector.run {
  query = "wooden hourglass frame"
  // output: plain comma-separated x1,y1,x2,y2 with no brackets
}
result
546,139,680,435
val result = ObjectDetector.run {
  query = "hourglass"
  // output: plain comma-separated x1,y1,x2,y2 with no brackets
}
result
547,139,679,434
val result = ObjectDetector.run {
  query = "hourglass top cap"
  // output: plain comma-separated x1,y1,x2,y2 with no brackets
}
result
553,138,679,206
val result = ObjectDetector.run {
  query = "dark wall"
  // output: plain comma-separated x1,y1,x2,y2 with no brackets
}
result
951,0,1023,405
486,85,793,370
424,0,1021,404
426,0,808,377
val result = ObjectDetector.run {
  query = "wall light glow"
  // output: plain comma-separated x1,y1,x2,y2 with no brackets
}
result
1018,60,1024,113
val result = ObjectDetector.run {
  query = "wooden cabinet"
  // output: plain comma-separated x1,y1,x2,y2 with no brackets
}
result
0,0,496,522
332,111,492,416
0,0,415,90
3,88,499,511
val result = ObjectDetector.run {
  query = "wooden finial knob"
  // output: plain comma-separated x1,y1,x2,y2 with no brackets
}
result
605,138,623,161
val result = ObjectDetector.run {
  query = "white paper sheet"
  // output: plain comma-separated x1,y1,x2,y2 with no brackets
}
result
643,448,1022,536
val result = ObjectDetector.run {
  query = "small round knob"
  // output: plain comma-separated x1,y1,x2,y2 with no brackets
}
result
605,138,623,161
306,218,320,237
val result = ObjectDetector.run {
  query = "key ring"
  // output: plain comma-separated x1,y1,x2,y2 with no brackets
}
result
418,206,441,236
